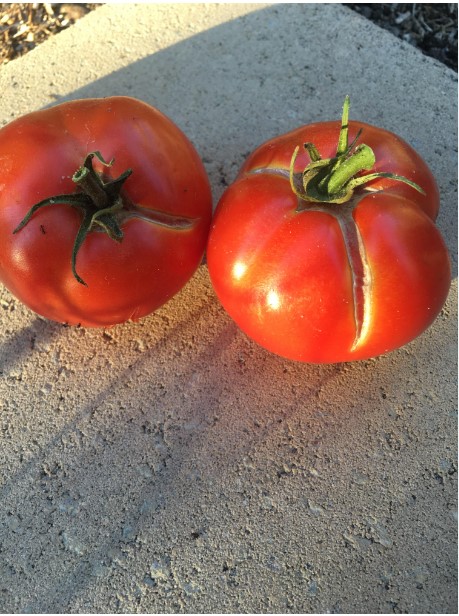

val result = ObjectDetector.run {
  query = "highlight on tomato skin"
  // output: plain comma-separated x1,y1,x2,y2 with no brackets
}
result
206,97,452,363
0,96,213,327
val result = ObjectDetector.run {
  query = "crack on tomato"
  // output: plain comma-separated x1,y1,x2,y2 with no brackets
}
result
293,193,373,351
119,201,199,231
248,166,375,350
248,167,290,180
334,205,372,350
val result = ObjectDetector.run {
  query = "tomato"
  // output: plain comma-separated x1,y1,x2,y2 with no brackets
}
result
207,97,451,363
0,96,212,327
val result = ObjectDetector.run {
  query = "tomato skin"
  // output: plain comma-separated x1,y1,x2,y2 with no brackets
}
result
0,97,212,326
207,120,451,363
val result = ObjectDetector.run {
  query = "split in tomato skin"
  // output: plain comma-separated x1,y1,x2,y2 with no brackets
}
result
0,96,212,327
207,98,451,363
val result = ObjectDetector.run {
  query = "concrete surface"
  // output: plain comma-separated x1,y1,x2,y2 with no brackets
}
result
0,3,457,613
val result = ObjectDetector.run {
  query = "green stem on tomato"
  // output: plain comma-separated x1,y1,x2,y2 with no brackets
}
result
72,163,109,208
336,94,350,157
13,151,197,286
290,96,425,206
319,144,375,196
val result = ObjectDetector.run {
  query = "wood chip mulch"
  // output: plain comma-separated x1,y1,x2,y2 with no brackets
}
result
346,3,458,72
0,3,99,65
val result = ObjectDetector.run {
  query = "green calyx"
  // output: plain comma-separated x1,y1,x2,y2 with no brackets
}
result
14,152,129,286
290,95,425,206
13,151,197,286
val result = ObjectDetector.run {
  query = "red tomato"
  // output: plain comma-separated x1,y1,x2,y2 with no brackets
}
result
0,96,212,327
207,98,451,363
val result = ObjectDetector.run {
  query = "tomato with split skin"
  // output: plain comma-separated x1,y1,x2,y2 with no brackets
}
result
0,96,212,327
207,98,451,363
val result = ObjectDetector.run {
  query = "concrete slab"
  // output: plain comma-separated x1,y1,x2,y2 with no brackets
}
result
0,3,457,613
